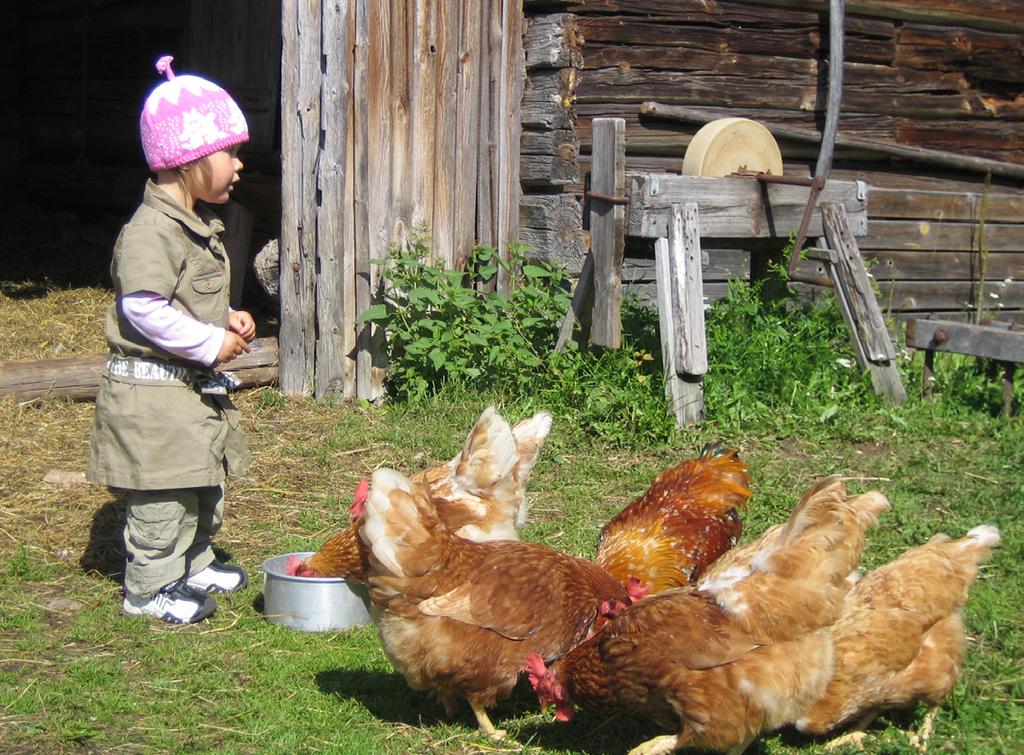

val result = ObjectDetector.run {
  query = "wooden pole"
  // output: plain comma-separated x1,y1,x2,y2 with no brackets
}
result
641,101,1024,181
589,117,626,349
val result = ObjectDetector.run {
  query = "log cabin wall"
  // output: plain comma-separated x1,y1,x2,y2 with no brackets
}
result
521,0,1024,324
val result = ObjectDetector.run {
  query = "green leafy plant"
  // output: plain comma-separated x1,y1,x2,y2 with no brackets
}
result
360,236,572,401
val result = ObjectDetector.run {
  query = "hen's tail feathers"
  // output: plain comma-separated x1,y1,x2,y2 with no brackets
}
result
509,411,554,528
665,444,753,517
452,406,520,496
703,477,889,641
361,468,447,579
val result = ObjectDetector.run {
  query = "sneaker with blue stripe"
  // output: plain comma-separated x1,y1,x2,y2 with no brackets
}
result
123,579,216,624
186,560,248,594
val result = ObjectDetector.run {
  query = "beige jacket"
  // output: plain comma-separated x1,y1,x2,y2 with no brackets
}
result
87,181,250,489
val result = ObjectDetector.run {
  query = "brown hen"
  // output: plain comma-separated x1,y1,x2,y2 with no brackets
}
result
595,444,752,594
528,477,890,755
796,524,1000,752
289,406,552,580
360,466,630,740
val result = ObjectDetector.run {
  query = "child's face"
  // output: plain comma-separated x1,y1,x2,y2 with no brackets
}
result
194,147,243,205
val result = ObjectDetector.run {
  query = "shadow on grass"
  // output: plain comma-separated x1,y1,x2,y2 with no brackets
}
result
79,491,243,586
79,494,128,581
315,667,452,728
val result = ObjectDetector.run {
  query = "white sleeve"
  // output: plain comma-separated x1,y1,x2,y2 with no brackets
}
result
120,291,225,367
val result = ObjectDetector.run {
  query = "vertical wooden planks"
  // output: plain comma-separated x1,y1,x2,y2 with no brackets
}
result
589,117,626,348
410,1,439,238
432,0,460,268
316,0,353,397
279,0,527,397
353,0,374,399
452,0,482,270
389,0,413,253
496,0,524,295
279,0,318,396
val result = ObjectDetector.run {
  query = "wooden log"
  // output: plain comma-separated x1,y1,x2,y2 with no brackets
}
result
524,13,583,69
724,0,1024,35
578,11,896,66
641,102,1024,179
519,193,586,272
906,319,1024,363
0,338,280,403
626,174,867,240
520,128,580,187
590,118,626,348
895,24,1024,84
521,68,578,130
584,67,1007,120
574,103,1024,167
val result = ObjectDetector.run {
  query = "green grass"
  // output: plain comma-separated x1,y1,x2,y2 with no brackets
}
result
2,278,1022,753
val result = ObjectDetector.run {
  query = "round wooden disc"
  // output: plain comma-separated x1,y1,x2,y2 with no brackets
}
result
682,117,783,177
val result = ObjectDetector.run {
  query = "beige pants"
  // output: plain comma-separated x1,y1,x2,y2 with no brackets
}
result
123,485,223,597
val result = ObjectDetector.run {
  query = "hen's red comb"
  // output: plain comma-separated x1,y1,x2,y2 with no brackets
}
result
285,555,303,576
348,478,370,519
523,652,548,679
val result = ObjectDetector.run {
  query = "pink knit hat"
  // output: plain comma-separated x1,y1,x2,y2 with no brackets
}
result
139,55,249,171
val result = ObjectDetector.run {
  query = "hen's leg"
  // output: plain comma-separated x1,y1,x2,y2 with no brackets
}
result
908,705,939,752
627,735,681,755
823,712,878,751
469,700,506,741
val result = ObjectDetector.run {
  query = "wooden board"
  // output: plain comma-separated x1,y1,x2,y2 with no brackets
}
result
906,319,1024,362
626,174,867,239
859,219,1024,252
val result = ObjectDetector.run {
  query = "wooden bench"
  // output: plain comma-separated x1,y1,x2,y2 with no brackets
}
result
906,318,1023,416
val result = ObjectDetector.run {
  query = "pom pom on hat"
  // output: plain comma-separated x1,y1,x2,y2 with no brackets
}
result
139,55,249,171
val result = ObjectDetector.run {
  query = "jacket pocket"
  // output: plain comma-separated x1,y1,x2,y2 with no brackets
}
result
191,271,225,295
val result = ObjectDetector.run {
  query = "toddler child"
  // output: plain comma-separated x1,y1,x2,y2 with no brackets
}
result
88,55,254,624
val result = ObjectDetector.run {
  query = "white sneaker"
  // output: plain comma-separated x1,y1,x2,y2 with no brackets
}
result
123,580,216,624
186,560,248,594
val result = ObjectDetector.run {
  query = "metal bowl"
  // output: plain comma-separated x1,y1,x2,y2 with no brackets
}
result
261,552,371,632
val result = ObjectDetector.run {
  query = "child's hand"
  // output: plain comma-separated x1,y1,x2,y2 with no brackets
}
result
217,331,252,365
229,310,256,341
